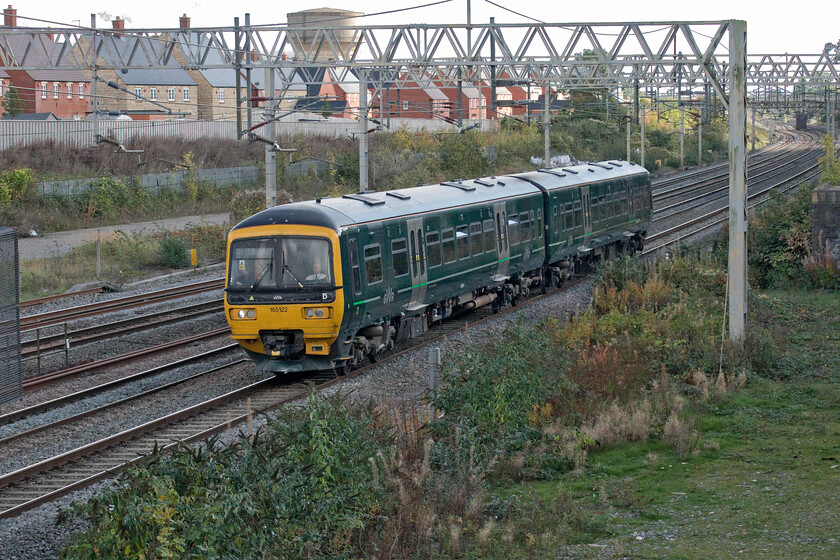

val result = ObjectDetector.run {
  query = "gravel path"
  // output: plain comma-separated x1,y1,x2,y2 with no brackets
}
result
17,213,230,261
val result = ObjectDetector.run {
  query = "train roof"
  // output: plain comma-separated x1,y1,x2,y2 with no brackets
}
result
232,160,648,232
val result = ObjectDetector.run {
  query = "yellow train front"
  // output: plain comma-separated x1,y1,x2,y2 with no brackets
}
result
224,204,347,373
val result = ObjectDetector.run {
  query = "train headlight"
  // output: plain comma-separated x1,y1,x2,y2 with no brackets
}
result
231,308,256,320
304,307,330,319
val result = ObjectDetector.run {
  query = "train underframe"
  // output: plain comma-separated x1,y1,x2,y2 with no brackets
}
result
335,231,646,373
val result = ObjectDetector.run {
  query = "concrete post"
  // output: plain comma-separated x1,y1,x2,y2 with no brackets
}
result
626,118,631,162
359,75,369,190
264,67,276,209
244,13,253,134
234,17,242,138
698,122,702,166
90,14,98,146
544,83,551,167
728,20,748,343
751,105,756,152
640,105,646,169
680,105,685,168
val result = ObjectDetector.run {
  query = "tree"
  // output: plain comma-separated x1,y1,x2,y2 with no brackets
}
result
2,86,25,117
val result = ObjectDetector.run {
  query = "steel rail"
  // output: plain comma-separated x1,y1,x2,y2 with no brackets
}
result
0,344,239,427
22,328,231,391
20,278,223,330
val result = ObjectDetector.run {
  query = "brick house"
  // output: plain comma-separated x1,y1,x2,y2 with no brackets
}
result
75,18,198,120
371,77,451,122
435,82,486,121
168,15,270,121
295,69,358,120
0,68,9,107
1,6,90,119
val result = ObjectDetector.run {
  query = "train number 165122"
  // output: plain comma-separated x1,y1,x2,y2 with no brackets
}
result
270,306,288,313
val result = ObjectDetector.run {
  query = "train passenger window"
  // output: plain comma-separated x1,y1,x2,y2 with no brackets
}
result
392,239,409,277
426,232,442,268
591,197,599,223
456,225,470,259
442,229,456,263
552,206,559,233
502,212,509,251
348,239,362,295
470,222,483,256
508,216,519,245
574,200,583,228
364,245,383,284
564,202,574,230
606,193,614,218
483,219,496,253
519,212,530,242
536,209,543,239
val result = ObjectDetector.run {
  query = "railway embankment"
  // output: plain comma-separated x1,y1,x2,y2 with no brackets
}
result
48,240,840,559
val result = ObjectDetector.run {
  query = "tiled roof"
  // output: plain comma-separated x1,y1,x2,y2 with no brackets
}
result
0,35,87,81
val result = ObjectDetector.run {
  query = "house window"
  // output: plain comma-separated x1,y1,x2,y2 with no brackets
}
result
402,100,409,111
0,82,3,97
134,87,142,102
183,87,190,101
41,83,47,99
53,83,59,99
79,84,84,98
150,87,158,101
168,87,175,102
218,89,225,103
67,83,73,99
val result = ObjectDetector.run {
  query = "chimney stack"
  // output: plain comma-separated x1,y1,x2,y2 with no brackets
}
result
179,14,190,29
112,16,125,30
3,5,16,27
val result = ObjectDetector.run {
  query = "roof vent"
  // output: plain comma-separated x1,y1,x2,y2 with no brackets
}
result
342,193,385,206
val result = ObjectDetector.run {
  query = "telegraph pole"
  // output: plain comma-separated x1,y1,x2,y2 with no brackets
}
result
698,122,702,166
680,105,685,168
728,20,748,342
640,105,646,168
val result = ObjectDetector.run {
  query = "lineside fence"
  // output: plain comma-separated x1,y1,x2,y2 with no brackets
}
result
39,166,261,197
0,116,486,151
0,227,22,406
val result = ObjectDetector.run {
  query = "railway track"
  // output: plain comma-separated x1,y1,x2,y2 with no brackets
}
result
0,127,825,520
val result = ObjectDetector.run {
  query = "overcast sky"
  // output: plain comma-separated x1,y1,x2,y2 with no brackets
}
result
13,0,836,54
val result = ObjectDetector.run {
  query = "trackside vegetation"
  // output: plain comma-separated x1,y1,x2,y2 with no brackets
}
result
60,234,840,559
1,110,736,235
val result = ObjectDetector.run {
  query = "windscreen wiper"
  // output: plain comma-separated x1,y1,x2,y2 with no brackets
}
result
249,261,273,291
283,264,305,289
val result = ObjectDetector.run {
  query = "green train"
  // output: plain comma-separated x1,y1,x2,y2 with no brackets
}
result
224,160,651,373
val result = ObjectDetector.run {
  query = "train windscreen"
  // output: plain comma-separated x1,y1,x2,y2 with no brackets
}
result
228,236,333,290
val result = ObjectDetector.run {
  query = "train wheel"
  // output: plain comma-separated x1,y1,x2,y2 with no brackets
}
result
369,348,382,363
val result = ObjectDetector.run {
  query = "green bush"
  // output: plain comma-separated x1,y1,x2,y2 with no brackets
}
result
0,168,35,203
61,392,388,559
157,236,189,268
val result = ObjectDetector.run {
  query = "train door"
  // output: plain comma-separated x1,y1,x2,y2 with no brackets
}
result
493,201,510,281
581,186,592,237
406,218,427,311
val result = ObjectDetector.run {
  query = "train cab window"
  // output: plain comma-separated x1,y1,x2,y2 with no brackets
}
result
508,215,519,245
229,236,333,290
536,209,543,239
364,244,383,284
426,232,442,268
470,222,483,256
442,229,456,263
456,225,470,259
348,239,362,295
519,212,531,242
392,239,409,277
483,219,496,253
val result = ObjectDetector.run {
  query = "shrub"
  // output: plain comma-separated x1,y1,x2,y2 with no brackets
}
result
157,236,189,268
0,168,35,203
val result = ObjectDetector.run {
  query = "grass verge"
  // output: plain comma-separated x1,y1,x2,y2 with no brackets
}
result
19,224,228,300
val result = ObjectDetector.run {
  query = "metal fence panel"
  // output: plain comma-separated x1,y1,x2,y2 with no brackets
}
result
0,116,489,151
0,227,22,406
39,165,262,197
